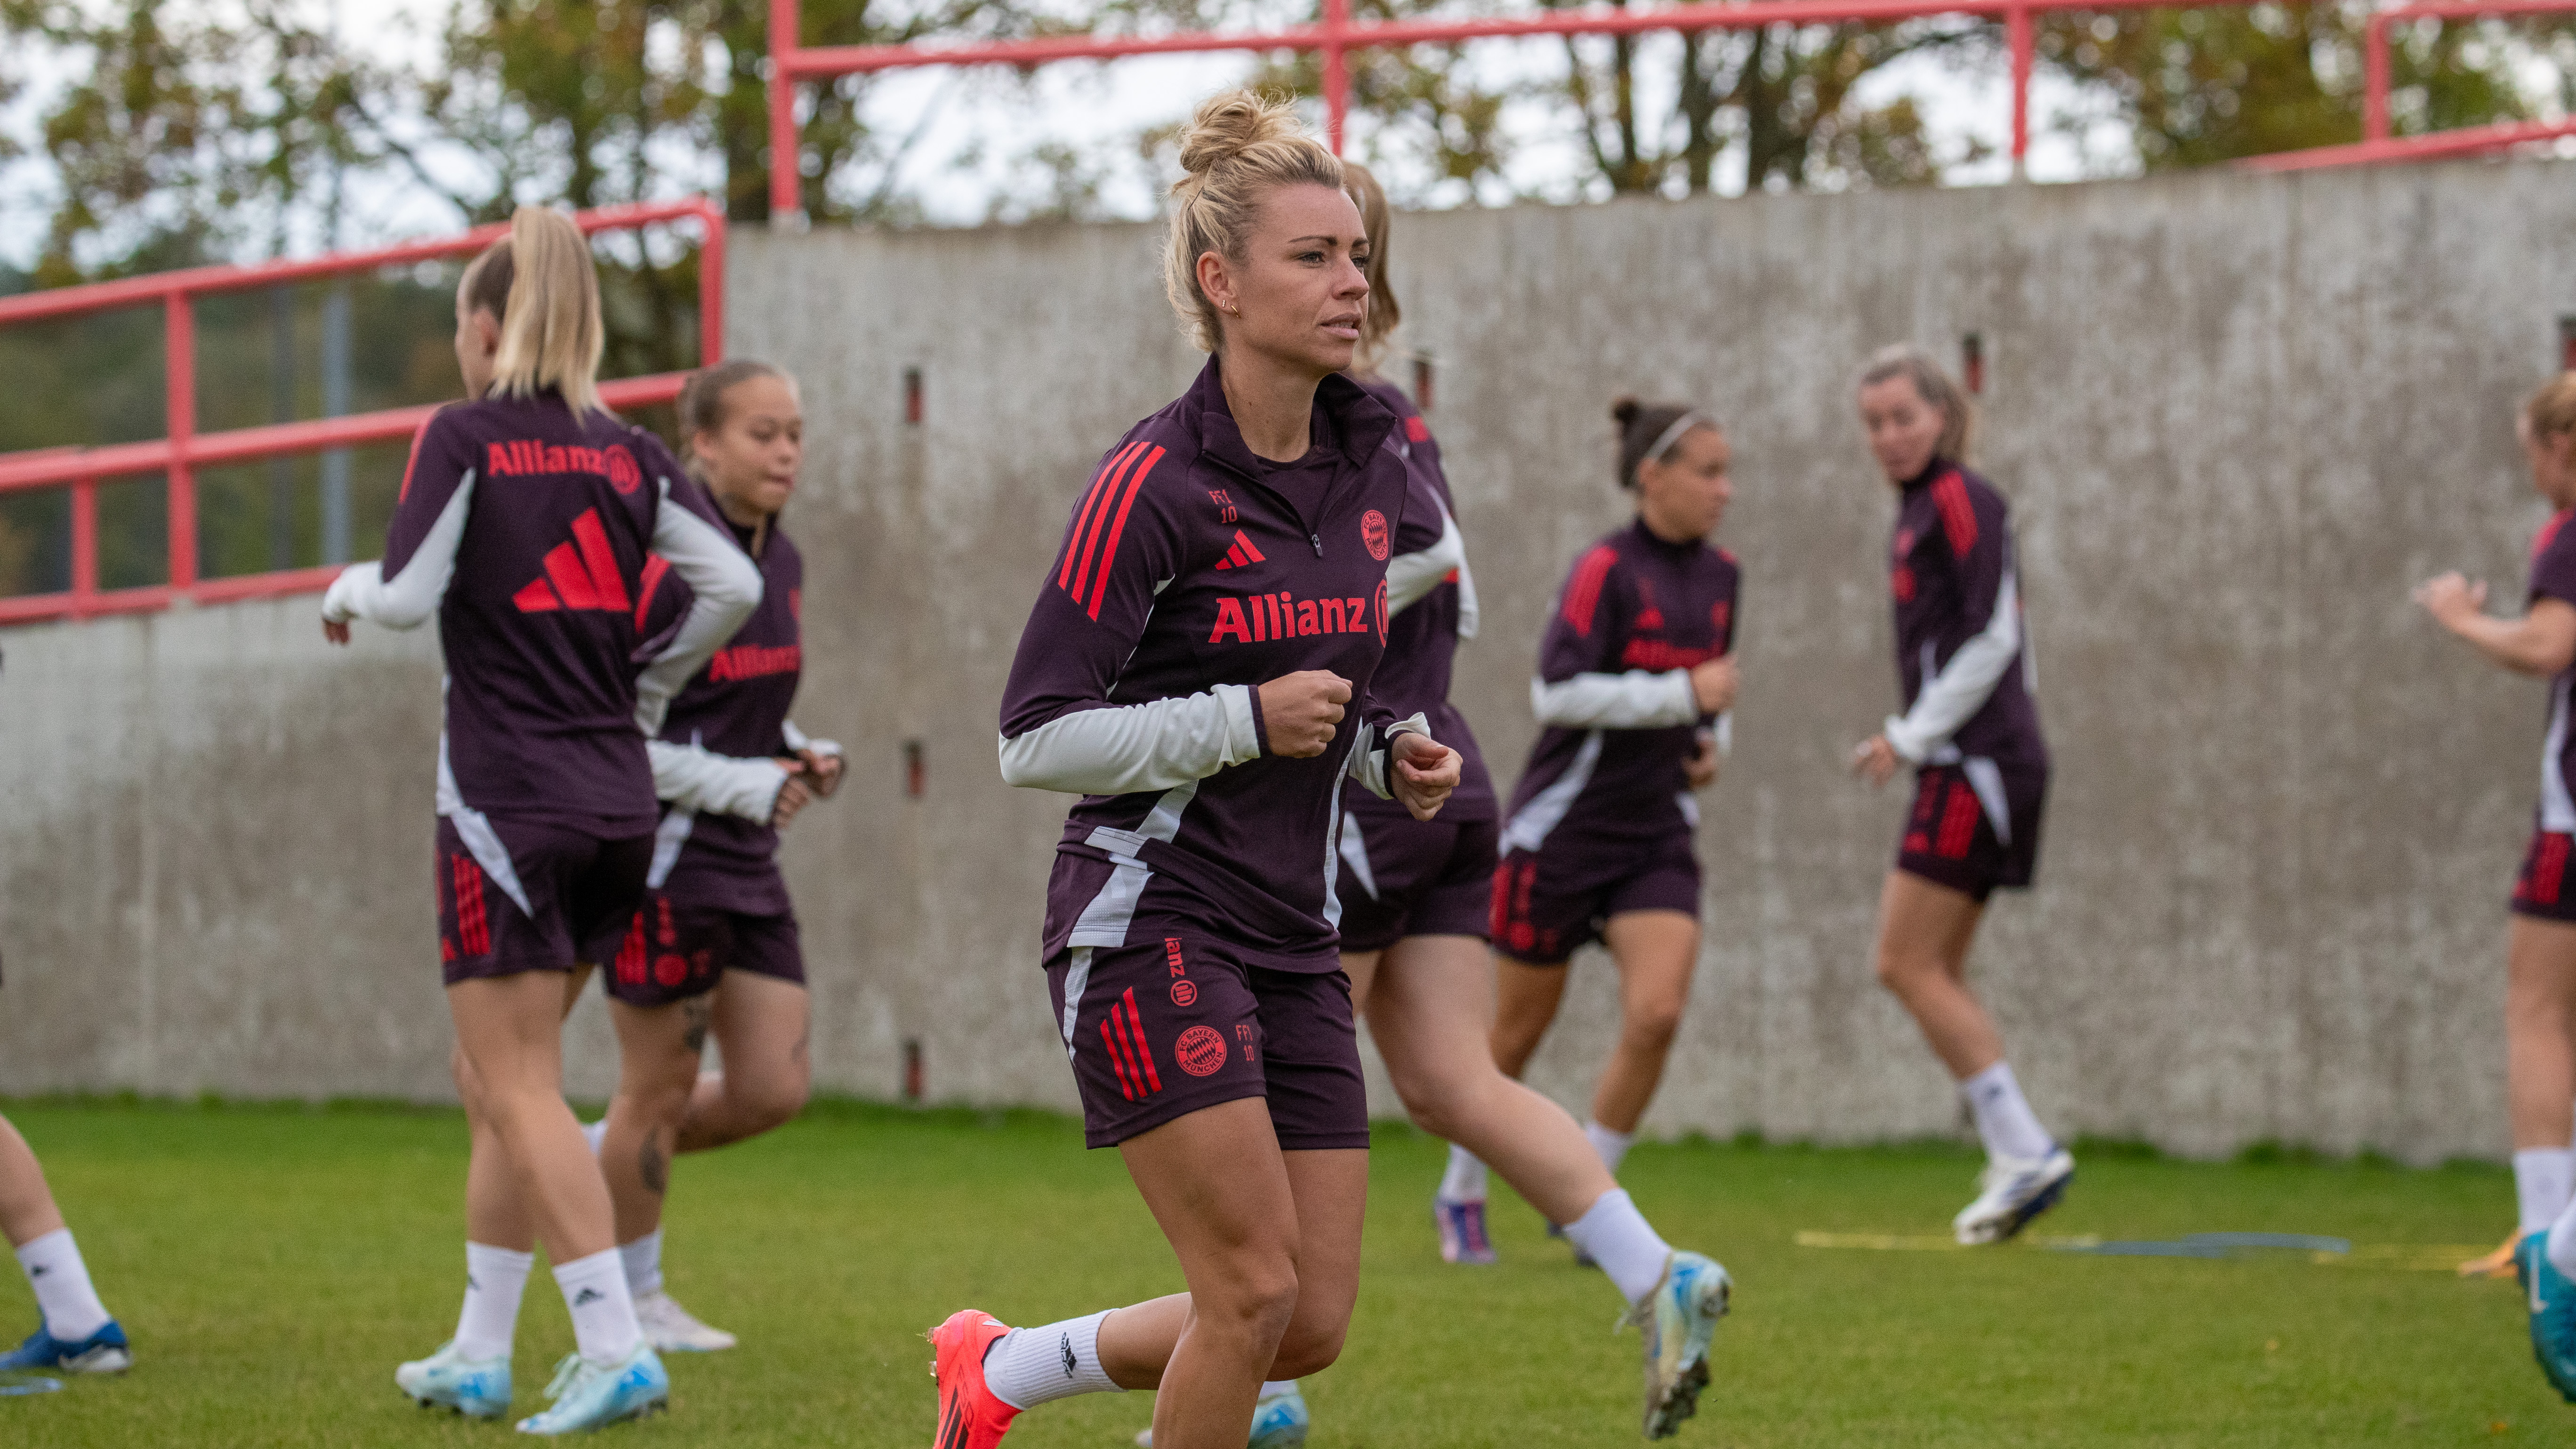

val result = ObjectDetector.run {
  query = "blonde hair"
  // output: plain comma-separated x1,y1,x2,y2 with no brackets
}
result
2528,374,2576,441
1860,343,1975,464
1342,160,1399,372
1164,90,1344,353
462,207,606,416
676,358,796,483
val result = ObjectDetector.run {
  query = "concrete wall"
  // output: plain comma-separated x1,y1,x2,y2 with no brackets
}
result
6,159,2571,1161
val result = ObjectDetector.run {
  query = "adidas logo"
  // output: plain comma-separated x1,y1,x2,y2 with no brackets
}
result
1212,529,1267,570
513,508,632,614
1059,1332,1077,1378
572,1287,605,1307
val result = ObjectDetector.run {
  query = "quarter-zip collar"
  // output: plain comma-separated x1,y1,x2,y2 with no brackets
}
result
1900,455,1954,493
1181,355,1400,491
1629,513,1708,562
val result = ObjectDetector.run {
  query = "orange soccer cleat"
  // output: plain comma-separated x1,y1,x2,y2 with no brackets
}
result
928,1309,1022,1448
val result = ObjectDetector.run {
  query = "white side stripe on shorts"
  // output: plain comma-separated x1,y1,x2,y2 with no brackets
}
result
1058,948,1094,1061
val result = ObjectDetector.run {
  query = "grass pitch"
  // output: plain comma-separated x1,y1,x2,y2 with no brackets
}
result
0,1097,2552,1446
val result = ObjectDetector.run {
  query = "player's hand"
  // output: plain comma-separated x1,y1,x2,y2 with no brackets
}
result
1390,731,1460,822
772,759,813,826
322,618,351,645
1852,733,1900,788
1690,653,1739,715
1258,671,1350,758
1685,732,1720,789
798,747,845,798
2413,572,2487,629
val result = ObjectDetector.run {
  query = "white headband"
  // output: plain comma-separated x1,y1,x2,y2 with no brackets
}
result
1642,411,1709,471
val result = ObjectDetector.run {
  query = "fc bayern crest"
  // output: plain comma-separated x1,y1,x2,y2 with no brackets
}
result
1361,509,1390,561
604,443,643,495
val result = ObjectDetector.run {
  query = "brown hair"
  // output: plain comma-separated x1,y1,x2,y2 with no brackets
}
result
460,207,606,416
1859,343,1974,464
2528,374,2576,441
1613,397,1715,491
1342,160,1399,373
676,359,797,481
1164,90,1344,353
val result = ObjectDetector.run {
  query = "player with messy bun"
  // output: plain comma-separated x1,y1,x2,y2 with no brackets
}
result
931,91,1465,1449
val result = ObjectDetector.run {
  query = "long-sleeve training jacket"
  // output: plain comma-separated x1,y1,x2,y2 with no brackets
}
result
1884,461,2046,770
998,359,1427,972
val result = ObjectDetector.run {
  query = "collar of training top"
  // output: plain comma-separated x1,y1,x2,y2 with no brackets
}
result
1900,457,1959,492
1178,355,1402,486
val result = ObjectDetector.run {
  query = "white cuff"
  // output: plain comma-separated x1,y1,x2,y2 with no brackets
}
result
781,720,843,758
1344,711,1431,799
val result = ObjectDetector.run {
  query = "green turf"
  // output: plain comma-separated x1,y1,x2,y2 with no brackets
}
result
0,1097,2552,1445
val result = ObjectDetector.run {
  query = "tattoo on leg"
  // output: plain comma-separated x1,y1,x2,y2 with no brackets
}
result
682,1000,711,1055
639,1136,669,1195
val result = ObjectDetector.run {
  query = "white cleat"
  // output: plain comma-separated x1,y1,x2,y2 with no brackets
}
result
1952,1147,2076,1246
634,1288,736,1352
1623,1251,1731,1439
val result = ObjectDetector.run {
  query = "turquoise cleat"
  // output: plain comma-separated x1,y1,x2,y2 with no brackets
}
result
394,1339,512,1419
0,1320,129,1376
1622,1250,1731,1439
514,1344,668,1434
1248,1380,1310,1448
2524,1233,2576,1402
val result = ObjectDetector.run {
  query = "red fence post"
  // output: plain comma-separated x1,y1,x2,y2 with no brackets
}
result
2364,14,2393,140
71,476,96,617
698,200,727,365
1322,0,1352,153
771,0,804,223
165,295,196,592
2007,3,2033,177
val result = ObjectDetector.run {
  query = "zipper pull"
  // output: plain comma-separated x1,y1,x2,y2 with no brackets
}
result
1310,533,1322,556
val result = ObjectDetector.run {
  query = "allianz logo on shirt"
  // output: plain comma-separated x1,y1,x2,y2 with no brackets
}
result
485,440,643,495
708,642,801,682
1207,584,1387,645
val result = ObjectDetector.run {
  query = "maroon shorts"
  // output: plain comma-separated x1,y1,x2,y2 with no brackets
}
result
1335,814,1498,953
436,817,652,986
596,891,807,1008
1489,835,1701,967
1895,762,2047,904
2514,830,2576,922
1046,933,1368,1151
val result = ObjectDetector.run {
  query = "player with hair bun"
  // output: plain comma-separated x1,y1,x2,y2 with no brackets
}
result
587,357,840,1356
1849,343,2069,1246
322,206,761,1433
928,89,1470,1449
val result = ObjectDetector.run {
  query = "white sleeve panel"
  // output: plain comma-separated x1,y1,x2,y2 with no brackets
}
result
1385,507,1467,617
319,476,473,629
1343,711,1432,799
635,484,763,737
998,684,1260,796
647,739,788,822
781,720,843,759
1884,567,2021,763
1530,669,1699,730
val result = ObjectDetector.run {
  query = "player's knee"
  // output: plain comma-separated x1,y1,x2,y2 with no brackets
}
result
1874,945,1934,994
735,1073,809,1134
1391,1071,1475,1140
1270,1317,1346,1378
1621,997,1684,1049
1202,1253,1301,1347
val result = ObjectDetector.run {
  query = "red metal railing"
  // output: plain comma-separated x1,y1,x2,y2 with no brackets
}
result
769,0,2576,204
0,197,726,628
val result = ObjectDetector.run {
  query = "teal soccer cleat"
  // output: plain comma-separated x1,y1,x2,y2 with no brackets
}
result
1248,1380,1310,1448
394,1339,511,1419
0,1320,129,1376
2524,1233,2576,1401
514,1345,668,1434
1621,1250,1731,1439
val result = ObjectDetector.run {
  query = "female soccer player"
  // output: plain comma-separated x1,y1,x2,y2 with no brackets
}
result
1847,344,2068,1245
0,1109,129,1375
321,206,760,1433
592,358,841,1355
2415,373,2576,1392
928,90,1468,1449
1477,398,1739,1238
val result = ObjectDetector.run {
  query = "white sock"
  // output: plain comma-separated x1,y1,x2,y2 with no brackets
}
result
14,1228,110,1342
554,1248,642,1365
2519,1150,2576,1237
1562,1189,1672,1307
619,1229,665,1299
583,1119,607,1156
1437,1144,1489,1204
1584,1121,1635,1177
454,1242,533,1362
1960,1062,2055,1163
2550,1192,2576,1279
982,1309,1122,1410
1260,1380,1299,1398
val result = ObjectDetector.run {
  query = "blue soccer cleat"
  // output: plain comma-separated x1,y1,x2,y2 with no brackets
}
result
1621,1251,1730,1439
395,1338,512,1418
2524,1233,2576,1401
1249,1380,1310,1448
0,1320,129,1375
1435,1198,1498,1265
514,1345,668,1434
1953,1148,2076,1246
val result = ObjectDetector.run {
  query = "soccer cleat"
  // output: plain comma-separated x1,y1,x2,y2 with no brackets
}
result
635,1288,737,1352
0,1320,130,1376
1619,1251,1731,1440
1435,1198,1498,1265
1952,1147,2076,1246
394,1338,511,1419
1134,1380,1311,1449
2525,1234,2576,1401
929,1309,1021,1448
512,1344,668,1434
2462,1229,2524,1280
